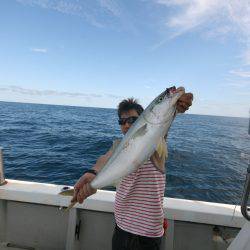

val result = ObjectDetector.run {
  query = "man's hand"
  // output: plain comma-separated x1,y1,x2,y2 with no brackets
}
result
71,151,112,205
71,173,97,204
176,87,193,113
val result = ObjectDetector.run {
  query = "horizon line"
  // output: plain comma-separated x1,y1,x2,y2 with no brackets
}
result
0,100,248,119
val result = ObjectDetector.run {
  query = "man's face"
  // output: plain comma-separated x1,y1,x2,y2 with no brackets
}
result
119,109,139,135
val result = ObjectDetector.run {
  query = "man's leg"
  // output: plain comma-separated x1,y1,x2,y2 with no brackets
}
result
112,225,130,250
135,235,162,250
112,224,162,250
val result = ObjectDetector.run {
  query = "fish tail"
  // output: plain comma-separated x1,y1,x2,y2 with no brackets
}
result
64,201,77,211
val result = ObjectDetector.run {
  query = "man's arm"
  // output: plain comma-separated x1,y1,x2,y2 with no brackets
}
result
92,150,113,172
71,149,113,204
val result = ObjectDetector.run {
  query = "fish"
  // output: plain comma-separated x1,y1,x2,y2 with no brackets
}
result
62,86,184,210
90,86,184,189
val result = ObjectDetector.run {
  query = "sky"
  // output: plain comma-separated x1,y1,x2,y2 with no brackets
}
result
0,0,249,118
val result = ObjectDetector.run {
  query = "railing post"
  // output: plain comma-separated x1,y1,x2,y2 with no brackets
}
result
241,166,250,221
241,113,250,221
0,148,7,186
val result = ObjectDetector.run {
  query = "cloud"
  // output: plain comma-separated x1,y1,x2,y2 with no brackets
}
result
155,0,250,64
192,98,249,118
99,0,121,17
236,91,250,96
228,68,250,86
30,48,47,53
157,0,226,35
227,81,250,88
105,93,124,99
16,0,135,31
0,85,123,100
16,0,104,28
230,69,250,78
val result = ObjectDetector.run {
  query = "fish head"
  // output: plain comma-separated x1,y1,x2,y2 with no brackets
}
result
144,86,184,124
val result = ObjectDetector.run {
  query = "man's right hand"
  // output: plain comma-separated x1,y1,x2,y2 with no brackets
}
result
71,173,97,204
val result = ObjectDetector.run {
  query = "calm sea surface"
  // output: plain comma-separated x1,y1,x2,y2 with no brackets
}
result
0,101,249,204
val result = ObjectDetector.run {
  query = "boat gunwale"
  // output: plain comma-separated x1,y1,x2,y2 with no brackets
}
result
0,179,246,228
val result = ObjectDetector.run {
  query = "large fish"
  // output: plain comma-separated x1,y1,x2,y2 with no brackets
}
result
60,86,184,210
90,86,183,189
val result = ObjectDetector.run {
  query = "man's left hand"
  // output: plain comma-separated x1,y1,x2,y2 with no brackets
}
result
176,91,193,113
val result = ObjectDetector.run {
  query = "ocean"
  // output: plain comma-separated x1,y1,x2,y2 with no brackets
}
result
0,101,249,205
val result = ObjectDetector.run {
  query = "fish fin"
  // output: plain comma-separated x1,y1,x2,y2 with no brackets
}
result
156,141,163,158
150,150,166,174
156,138,167,159
59,189,75,196
152,138,167,173
113,178,122,188
132,124,147,139
64,201,77,211
123,124,147,150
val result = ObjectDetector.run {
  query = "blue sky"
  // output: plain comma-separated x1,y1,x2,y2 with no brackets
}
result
0,0,249,117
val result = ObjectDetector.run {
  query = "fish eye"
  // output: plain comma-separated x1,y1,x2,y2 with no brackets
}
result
157,95,164,103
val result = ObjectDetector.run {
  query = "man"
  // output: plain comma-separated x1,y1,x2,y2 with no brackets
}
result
72,87,193,250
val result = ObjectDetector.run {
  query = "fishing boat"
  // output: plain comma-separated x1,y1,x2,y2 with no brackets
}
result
0,145,249,250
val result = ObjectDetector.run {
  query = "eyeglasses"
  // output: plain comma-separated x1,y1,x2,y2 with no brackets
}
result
118,116,138,125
